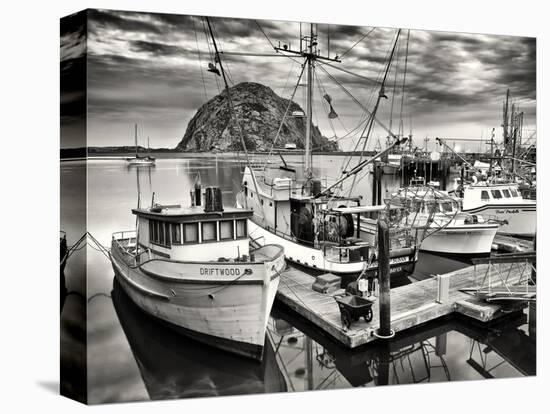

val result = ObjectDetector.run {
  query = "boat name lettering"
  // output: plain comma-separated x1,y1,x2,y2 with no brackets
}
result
495,209,519,214
200,267,241,276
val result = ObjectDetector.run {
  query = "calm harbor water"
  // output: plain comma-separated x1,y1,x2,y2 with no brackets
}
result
60,156,535,404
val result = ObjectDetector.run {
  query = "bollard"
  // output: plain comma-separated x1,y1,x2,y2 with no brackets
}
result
375,219,393,339
437,273,450,303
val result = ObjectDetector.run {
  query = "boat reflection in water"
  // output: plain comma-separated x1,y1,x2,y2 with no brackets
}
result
111,279,287,400
269,305,535,391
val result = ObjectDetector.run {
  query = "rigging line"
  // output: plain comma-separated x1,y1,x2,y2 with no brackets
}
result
388,39,401,134
319,65,399,141
205,18,266,221
319,61,380,85
398,29,411,138
314,68,338,139
192,17,208,101
348,29,402,198
339,27,377,59
254,20,278,51
202,18,221,94
265,60,307,166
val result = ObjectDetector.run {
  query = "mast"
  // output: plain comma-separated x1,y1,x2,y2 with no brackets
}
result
134,124,138,158
274,23,340,195
304,23,314,183
147,136,150,156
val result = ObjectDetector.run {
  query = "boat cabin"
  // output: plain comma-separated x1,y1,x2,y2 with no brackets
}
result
462,183,523,209
133,187,251,262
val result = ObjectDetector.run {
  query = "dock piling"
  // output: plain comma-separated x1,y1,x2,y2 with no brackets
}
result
376,219,393,339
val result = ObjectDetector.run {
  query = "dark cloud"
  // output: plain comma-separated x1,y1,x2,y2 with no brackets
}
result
80,8,536,150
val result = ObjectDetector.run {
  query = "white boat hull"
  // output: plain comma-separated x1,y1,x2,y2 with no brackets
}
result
110,241,284,360
420,225,498,255
247,219,416,283
462,205,536,236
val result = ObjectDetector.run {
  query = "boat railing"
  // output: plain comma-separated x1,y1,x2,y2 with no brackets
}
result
112,230,155,265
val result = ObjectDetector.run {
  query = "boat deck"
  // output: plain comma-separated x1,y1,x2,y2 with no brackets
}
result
492,234,534,253
276,262,530,348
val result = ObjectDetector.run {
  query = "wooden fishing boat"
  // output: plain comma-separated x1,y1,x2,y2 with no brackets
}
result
112,278,287,399
110,185,285,360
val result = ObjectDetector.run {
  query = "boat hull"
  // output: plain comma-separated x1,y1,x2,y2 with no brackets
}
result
110,242,284,360
247,220,417,286
462,204,536,236
420,225,498,255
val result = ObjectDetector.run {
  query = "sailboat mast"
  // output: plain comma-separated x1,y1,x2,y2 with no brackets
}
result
304,23,314,182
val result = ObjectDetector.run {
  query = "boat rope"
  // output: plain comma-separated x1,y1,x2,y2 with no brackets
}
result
338,27,377,59
192,16,208,101
264,60,307,168
398,30,410,138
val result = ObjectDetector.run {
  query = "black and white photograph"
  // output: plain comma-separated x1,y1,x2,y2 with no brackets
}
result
56,2,539,408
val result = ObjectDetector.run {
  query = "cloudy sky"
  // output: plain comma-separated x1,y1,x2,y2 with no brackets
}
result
60,9,536,151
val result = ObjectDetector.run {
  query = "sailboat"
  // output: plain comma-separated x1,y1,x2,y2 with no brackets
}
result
127,124,156,165
234,26,418,285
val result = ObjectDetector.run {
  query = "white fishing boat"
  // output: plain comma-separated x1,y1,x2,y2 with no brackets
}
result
127,124,156,166
458,181,536,236
390,187,499,255
110,185,285,360
233,27,420,285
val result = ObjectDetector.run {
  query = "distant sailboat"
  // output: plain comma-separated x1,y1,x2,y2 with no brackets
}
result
127,124,156,165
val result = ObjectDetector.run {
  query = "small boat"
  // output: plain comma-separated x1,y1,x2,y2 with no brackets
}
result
127,124,155,166
455,181,536,236
391,187,499,255
110,185,285,360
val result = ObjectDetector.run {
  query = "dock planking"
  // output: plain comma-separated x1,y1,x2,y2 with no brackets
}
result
276,261,531,348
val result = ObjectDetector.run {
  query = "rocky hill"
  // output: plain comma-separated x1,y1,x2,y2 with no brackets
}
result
175,82,339,152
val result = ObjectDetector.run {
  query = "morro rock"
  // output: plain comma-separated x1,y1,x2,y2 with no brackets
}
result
176,82,339,152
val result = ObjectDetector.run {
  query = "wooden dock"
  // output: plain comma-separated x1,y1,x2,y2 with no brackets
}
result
276,261,531,348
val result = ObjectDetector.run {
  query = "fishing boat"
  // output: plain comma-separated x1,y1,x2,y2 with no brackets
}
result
458,181,536,236
110,184,285,360
233,26,418,285
390,186,499,255
127,124,156,166
112,278,287,399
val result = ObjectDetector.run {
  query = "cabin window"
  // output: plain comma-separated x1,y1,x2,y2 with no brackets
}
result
159,222,166,245
219,220,234,240
502,189,511,198
171,223,182,244
481,190,490,201
491,190,502,199
236,219,247,239
202,222,217,242
510,189,519,197
183,223,198,243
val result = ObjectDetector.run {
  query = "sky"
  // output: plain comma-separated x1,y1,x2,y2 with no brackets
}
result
60,9,536,152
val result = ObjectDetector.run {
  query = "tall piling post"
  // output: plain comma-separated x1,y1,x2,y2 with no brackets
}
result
376,218,394,339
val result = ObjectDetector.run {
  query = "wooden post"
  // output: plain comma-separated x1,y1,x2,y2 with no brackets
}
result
376,219,393,338
376,165,382,205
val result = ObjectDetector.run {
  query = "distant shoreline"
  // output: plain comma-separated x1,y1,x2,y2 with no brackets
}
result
61,148,375,160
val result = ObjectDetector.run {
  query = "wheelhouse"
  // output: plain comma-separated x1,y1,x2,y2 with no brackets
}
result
133,205,251,262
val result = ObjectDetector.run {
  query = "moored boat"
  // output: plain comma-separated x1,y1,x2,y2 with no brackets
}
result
457,182,536,236
126,124,156,166
110,185,285,360
390,187,499,255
